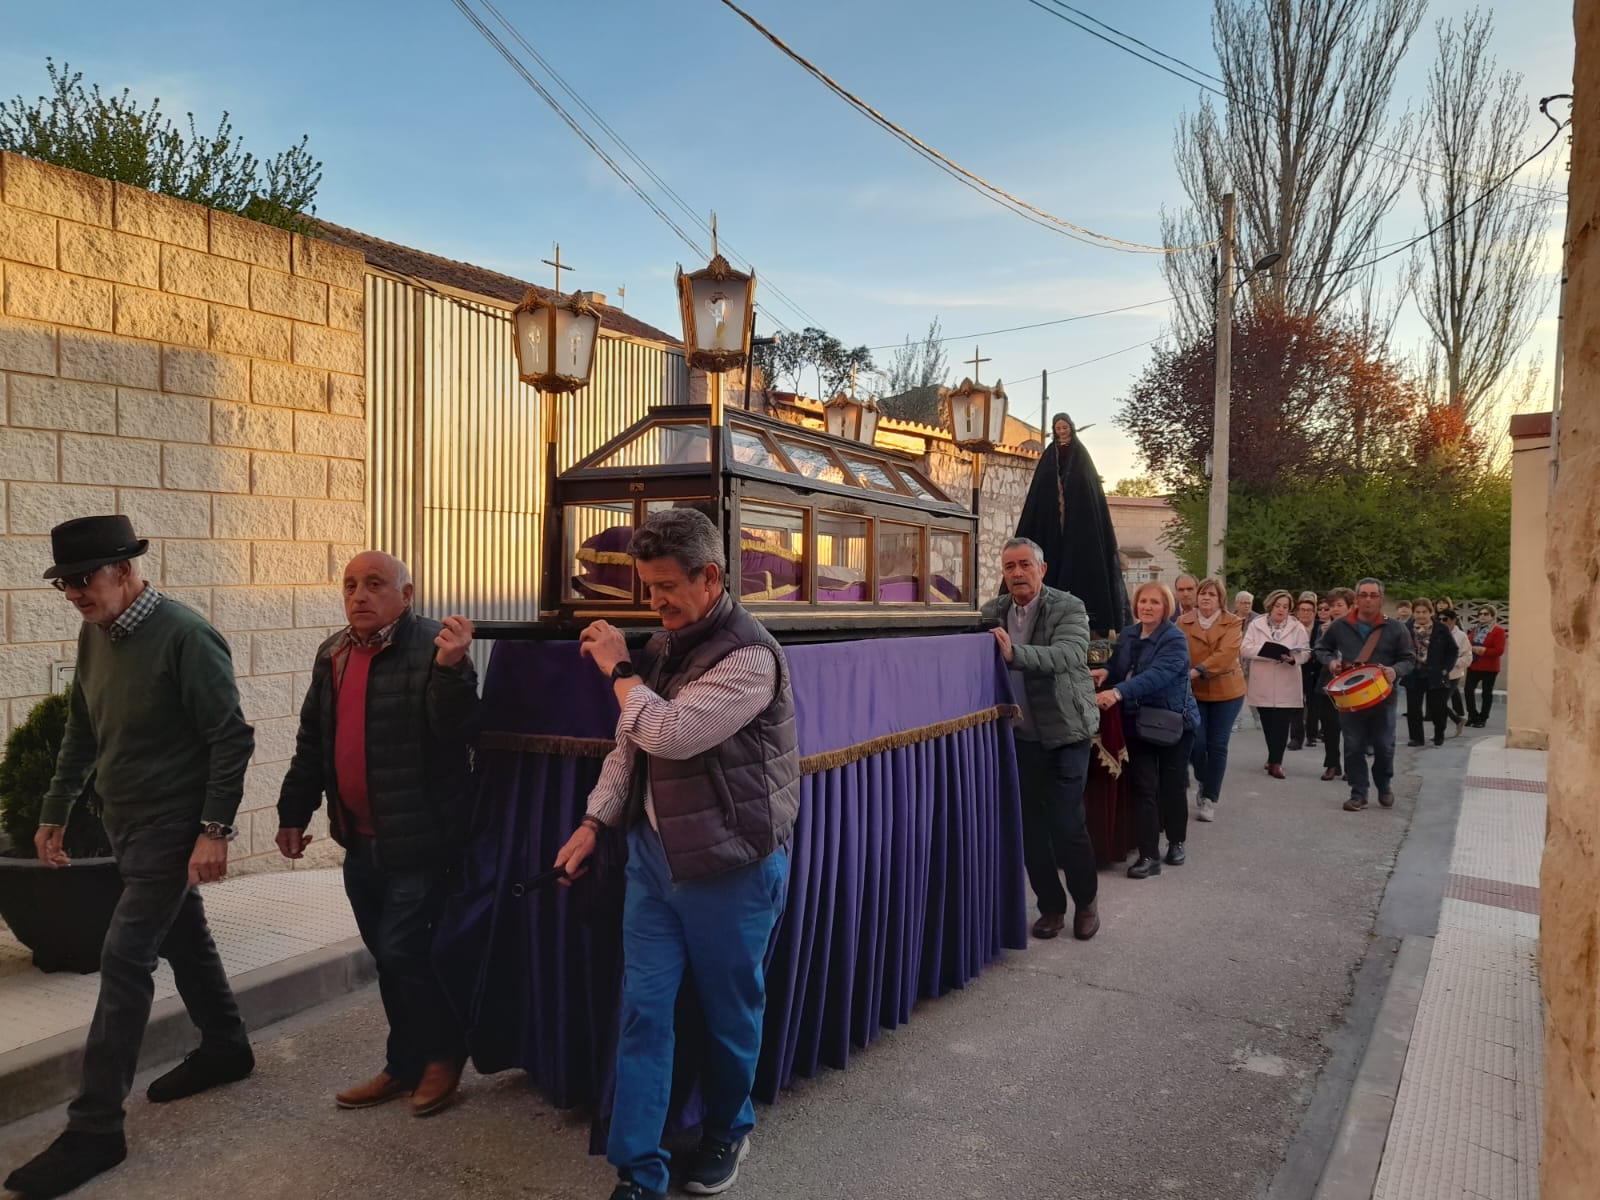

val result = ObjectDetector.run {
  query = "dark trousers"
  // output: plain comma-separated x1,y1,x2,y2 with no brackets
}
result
1259,707,1296,765
1288,708,1305,745
1014,737,1098,915
1466,671,1497,724
1313,693,1343,773
342,837,464,1086
1340,696,1398,802
1405,687,1449,744
1129,730,1194,859
1447,682,1465,721
69,812,247,1135
1191,696,1244,802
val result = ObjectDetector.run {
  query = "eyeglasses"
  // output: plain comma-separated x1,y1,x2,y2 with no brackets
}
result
51,566,104,592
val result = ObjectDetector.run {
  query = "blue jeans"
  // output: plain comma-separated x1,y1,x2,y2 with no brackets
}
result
342,837,464,1086
1190,696,1244,802
1339,696,1399,801
610,825,790,1195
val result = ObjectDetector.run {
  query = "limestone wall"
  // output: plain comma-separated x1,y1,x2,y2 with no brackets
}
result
1507,417,1552,749
1541,0,1600,1192
0,153,367,861
926,444,1032,594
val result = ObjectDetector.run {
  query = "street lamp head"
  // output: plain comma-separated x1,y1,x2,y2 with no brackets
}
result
676,216,757,373
823,389,881,446
944,377,1009,452
1251,251,1283,272
513,288,602,394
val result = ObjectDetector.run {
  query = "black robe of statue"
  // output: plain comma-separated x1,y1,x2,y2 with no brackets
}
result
1013,416,1131,635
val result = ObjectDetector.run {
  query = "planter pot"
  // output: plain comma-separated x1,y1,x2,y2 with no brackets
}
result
0,855,123,973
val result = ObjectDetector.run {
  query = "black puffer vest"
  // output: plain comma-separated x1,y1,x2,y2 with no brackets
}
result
630,593,800,881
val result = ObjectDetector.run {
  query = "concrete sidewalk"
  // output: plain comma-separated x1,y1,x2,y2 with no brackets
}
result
0,868,371,1125
1316,736,1546,1199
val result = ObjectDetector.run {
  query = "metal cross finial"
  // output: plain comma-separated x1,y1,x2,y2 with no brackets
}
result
709,213,719,260
542,244,572,293
966,346,991,383
848,364,858,396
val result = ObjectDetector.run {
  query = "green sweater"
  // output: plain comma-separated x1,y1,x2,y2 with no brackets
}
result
41,600,255,827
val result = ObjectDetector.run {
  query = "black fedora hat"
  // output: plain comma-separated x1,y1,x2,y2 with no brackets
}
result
43,515,149,580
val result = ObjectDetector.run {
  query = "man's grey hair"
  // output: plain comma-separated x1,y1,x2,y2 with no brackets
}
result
1356,577,1384,596
1002,536,1045,565
1174,572,1198,587
1234,590,1254,604
629,508,726,577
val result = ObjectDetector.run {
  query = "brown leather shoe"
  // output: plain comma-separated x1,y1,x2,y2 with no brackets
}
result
1031,912,1065,940
409,1061,464,1117
1320,768,1340,782
1072,903,1100,941
1267,764,1286,779
336,1072,410,1110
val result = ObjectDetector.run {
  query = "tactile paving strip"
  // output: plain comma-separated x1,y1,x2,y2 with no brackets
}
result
0,869,355,1056
1371,738,1545,1200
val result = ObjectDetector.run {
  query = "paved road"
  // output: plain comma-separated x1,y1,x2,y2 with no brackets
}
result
0,724,1483,1200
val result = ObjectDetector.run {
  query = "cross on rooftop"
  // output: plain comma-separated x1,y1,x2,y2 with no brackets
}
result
542,244,572,293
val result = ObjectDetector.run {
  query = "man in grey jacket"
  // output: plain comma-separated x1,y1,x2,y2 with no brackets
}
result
982,537,1102,941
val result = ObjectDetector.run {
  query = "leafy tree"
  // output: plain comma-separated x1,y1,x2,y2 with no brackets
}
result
884,318,949,394
752,326,874,398
0,59,322,232
1108,475,1162,497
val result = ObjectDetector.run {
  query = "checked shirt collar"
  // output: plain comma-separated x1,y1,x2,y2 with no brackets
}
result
107,584,164,643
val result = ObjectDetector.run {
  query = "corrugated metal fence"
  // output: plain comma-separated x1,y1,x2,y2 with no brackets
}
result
365,274,687,656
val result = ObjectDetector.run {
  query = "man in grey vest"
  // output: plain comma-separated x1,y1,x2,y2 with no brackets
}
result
982,537,1103,942
554,508,797,1200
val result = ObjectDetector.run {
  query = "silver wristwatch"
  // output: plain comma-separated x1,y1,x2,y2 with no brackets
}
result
200,821,238,842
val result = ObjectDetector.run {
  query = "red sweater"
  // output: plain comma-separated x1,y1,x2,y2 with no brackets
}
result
1469,624,1506,674
334,645,379,836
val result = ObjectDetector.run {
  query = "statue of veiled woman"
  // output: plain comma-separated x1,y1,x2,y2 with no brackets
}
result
1012,412,1131,637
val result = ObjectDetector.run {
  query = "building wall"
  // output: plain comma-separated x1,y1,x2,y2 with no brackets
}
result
1506,419,1552,750
1106,496,1182,588
925,445,1032,593
0,152,366,861
1542,0,1600,1191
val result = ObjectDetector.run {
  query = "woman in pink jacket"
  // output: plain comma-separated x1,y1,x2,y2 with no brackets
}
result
1241,589,1311,779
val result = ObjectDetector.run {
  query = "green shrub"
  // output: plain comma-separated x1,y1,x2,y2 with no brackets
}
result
0,693,109,859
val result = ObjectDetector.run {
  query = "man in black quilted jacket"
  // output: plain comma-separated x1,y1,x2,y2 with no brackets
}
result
276,551,480,1116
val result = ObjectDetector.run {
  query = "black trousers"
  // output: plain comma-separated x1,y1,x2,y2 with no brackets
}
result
342,836,465,1085
1405,686,1449,744
1129,730,1195,860
1259,707,1296,765
1015,737,1098,915
1313,692,1343,773
1447,682,1465,721
70,812,248,1135
1466,670,1497,724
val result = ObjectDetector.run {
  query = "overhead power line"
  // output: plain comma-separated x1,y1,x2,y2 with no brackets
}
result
1022,0,1565,205
1003,336,1163,388
713,0,1213,255
866,294,1179,351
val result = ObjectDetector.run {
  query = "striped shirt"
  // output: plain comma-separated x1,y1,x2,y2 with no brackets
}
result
108,584,164,643
586,644,778,829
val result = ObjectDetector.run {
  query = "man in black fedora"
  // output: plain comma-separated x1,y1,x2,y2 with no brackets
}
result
5,515,257,1200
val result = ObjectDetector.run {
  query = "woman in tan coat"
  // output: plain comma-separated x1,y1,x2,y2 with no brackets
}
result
1176,578,1246,822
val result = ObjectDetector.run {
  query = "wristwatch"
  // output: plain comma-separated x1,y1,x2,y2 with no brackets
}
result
610,661,637,681
200,821,238,842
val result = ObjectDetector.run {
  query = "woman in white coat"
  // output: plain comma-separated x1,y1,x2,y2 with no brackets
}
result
1242,589,1311,779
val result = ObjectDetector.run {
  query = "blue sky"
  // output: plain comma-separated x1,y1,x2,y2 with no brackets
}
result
1,0,1576,481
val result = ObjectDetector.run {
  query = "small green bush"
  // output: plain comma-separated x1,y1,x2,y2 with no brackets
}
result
0,693,109,859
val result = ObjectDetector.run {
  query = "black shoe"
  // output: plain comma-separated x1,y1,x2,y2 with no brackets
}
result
4,1130,127,1198
1164,842,1186,866
1406,739,1425,747
146,1044,254,1103
609,1182,666,1200
683,1137,750,1195
1288,738,1303,752
1127,856,1162,879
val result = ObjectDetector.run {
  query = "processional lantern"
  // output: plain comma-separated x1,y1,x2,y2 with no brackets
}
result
944,345,1009,452
823,368,881,446
513,244,602,394
675,215,757,374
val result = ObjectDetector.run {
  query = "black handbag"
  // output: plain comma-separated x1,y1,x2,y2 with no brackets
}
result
1133,705,1185,746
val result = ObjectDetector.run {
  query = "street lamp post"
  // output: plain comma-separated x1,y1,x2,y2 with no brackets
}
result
512,245,604,616
676,215,757,430
945,346,1010,516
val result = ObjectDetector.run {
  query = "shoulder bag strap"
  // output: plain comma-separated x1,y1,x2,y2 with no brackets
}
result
1353,626,1385,666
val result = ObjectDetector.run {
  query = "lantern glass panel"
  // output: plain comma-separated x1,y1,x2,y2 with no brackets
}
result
689,276,749,354
565,500,635,602
515,306,551,378
984,389,1010,444
552,306,598,380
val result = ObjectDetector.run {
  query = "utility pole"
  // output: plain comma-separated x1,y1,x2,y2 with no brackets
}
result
1207,192,1235,585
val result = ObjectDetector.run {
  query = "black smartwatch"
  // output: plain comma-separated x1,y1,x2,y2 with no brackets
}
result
610,661,637,681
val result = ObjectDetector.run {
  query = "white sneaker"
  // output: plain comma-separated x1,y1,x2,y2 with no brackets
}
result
1195,799,1216,822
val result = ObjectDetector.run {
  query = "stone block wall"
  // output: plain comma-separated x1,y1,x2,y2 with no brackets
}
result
1542,1,1600,1192
0,153,366,862
926,445,1033,596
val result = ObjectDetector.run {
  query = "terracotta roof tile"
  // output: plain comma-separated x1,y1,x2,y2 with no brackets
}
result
311,219,681,347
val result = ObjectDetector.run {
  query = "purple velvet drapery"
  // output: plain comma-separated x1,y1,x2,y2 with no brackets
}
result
432,632,1027,1119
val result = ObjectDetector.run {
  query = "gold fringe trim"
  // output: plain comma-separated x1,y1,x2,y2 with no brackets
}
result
575,547,633,567
1092,736,1128,779
477,704,1023,775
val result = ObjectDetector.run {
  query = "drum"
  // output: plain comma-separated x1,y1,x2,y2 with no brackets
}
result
1325,664,1393,712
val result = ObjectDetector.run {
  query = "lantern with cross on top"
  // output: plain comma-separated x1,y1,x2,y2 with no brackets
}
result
943,346,1010,514
512,244,602,394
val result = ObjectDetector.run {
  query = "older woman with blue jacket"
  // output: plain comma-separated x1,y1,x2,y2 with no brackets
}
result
1093,581,1200,879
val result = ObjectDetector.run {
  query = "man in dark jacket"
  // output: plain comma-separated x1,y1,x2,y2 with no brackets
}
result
276,551,480,1116
981,537,1102,942
1315,577,1415,812
554,509,797,1200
